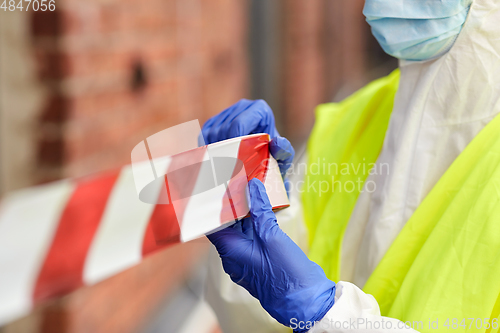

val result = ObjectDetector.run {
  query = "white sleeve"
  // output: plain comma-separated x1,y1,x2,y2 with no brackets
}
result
204,149,309,333
306,282,420,333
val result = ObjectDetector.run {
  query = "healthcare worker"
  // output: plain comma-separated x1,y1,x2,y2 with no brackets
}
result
202,0,500,331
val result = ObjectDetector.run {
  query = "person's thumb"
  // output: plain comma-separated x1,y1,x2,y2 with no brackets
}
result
269,136,294,178
248,178,278,239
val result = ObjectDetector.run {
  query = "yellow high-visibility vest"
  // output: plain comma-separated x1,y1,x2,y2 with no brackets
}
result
303,69,400,283
303,69,500,331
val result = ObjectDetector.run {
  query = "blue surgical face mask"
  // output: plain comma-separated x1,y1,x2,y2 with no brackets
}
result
364,0,473,61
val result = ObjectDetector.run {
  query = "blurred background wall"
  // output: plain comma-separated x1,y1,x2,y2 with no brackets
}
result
0,0,396,332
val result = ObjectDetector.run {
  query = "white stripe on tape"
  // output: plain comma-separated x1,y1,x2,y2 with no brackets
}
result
263,155,288,204
0,181,74,325
179,141,241,242
83,166,162,285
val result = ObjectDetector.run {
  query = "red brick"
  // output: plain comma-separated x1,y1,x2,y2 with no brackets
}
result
38,137,64,167
32,10,62,37
39,95,69,123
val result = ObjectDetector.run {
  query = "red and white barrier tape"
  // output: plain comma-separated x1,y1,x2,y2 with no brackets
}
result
0,134,289,325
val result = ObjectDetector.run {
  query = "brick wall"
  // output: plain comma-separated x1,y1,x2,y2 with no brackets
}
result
33,0,248,183
252,0,393,144
281,0,326,144
3,1,248,332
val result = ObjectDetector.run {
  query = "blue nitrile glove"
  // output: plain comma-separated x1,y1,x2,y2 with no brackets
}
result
207,179,336,332
201,99,294,179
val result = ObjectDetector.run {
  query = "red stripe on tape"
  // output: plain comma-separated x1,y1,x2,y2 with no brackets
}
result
239,135,269,182
220,135,270,222
142,147,206,254
141,180,179,256
33,171,120,302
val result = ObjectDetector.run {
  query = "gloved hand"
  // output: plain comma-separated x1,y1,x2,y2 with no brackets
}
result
201,99,295,178
208,179,336,332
